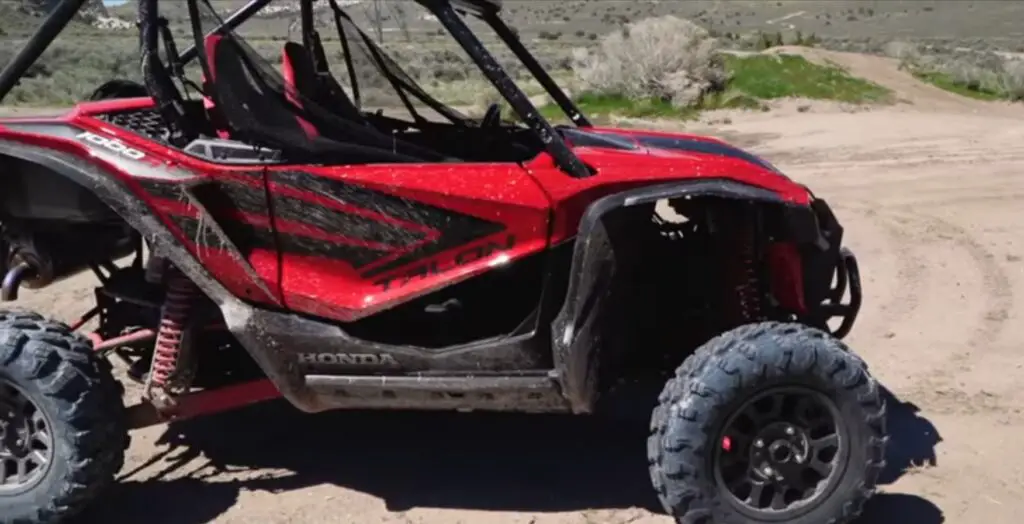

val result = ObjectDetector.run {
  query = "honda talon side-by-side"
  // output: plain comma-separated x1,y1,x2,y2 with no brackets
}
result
0,0,885,522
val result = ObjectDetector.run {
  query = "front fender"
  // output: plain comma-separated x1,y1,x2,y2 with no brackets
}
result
549,179,818,414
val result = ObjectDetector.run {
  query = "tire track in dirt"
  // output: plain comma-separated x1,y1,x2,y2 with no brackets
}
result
910,211,1012,352
807,185,1013,395
838,205,926,339
867,207,1012,396
743,106,1022,409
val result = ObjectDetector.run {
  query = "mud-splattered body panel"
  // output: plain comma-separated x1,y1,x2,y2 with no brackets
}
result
0,97,806,323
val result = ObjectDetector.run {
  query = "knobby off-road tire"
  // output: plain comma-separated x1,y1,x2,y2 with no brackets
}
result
648,322,887,524
0,312,127,524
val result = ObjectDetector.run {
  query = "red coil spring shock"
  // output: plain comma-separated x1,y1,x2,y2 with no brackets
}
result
733,232,764,323
145,268,200,406
719,207,764,325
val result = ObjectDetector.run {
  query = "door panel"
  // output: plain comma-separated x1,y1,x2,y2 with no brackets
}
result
265,163,551,322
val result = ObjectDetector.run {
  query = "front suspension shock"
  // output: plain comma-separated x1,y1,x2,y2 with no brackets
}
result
717,205,765,325
733,226,763,323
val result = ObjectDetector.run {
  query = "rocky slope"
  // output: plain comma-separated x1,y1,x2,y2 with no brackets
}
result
20,0,132,29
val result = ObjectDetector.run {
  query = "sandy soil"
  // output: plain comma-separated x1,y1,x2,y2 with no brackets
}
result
4,54,1024,523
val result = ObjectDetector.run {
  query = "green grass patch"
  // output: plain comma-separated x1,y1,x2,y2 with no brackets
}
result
723,54,892,103
538,93,698,122
911,70,1007,101
537,90,767,125
540,53,892,122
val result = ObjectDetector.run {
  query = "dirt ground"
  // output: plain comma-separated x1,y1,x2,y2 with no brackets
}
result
5,51,1024,523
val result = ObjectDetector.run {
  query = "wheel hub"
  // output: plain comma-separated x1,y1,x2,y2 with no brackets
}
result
714,386,847,516
0,380,53,494
750,422,810,483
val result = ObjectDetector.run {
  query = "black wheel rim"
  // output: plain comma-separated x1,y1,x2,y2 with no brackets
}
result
714,386,848,517
0,378,54,495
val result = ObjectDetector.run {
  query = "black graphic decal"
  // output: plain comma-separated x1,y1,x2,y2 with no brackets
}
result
135,171,507,274
268,171,506,277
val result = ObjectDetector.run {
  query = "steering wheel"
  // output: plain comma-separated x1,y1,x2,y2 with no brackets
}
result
480,103,502,128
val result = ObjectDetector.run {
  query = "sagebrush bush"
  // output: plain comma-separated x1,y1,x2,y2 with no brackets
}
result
891,41,1024,101
571,15,727,108
997,59,1024,101
883,40,920,68
0,39,140,105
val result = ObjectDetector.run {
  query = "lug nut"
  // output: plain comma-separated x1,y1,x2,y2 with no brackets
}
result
754,439,765,448
785,426,795,436
763,466,774,476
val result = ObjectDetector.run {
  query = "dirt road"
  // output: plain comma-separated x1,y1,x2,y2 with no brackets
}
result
5,59,1024,523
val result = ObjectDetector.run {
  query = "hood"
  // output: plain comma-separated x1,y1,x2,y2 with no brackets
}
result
553,126,796,191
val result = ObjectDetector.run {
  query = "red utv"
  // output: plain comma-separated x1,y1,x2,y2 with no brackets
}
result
0,0,884,523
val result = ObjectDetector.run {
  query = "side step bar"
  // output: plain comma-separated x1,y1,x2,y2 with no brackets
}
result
304,374,572,413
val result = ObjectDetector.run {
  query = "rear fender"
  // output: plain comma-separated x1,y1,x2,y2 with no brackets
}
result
550,179,823,413
0,134,320,411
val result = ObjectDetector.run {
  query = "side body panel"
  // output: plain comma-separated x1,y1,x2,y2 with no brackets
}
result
264,163,551,322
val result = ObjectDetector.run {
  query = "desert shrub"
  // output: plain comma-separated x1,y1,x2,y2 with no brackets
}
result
995,59,1024,101
894,42,1024,102
570,15,727,108
792,31,820,47
883,41,918,60
756,31,785,50
0,38,140,105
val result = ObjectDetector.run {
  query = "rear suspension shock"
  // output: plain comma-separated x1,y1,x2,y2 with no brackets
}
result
143,266,200,412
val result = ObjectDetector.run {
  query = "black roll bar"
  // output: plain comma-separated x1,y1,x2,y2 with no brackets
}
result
178,0,275,64
427,1,592,178
484,12,591,128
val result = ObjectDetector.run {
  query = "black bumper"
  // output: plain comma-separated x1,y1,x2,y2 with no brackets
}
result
802,199,862,339
820,247,862,338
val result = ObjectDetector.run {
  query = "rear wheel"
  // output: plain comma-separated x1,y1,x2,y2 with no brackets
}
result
647,322,887,524
0,312,127,524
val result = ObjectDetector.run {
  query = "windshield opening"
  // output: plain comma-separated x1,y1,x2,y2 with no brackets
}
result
314,0,473,125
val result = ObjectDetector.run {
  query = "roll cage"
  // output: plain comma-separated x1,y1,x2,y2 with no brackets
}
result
0,0,594,177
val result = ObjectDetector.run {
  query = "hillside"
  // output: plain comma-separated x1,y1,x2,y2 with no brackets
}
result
103,0,1024,51
15,0,132,29
0,0,1022,107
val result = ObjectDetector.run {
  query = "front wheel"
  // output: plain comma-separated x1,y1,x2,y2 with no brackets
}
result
0,312,127,524
647,322,887,524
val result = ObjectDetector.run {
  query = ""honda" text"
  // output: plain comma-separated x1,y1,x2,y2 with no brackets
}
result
297,352,400,366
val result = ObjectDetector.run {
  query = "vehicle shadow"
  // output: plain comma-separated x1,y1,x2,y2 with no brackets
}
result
74,385,944,524
856,386,945,524
877,386,942,484
859,493,945,524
